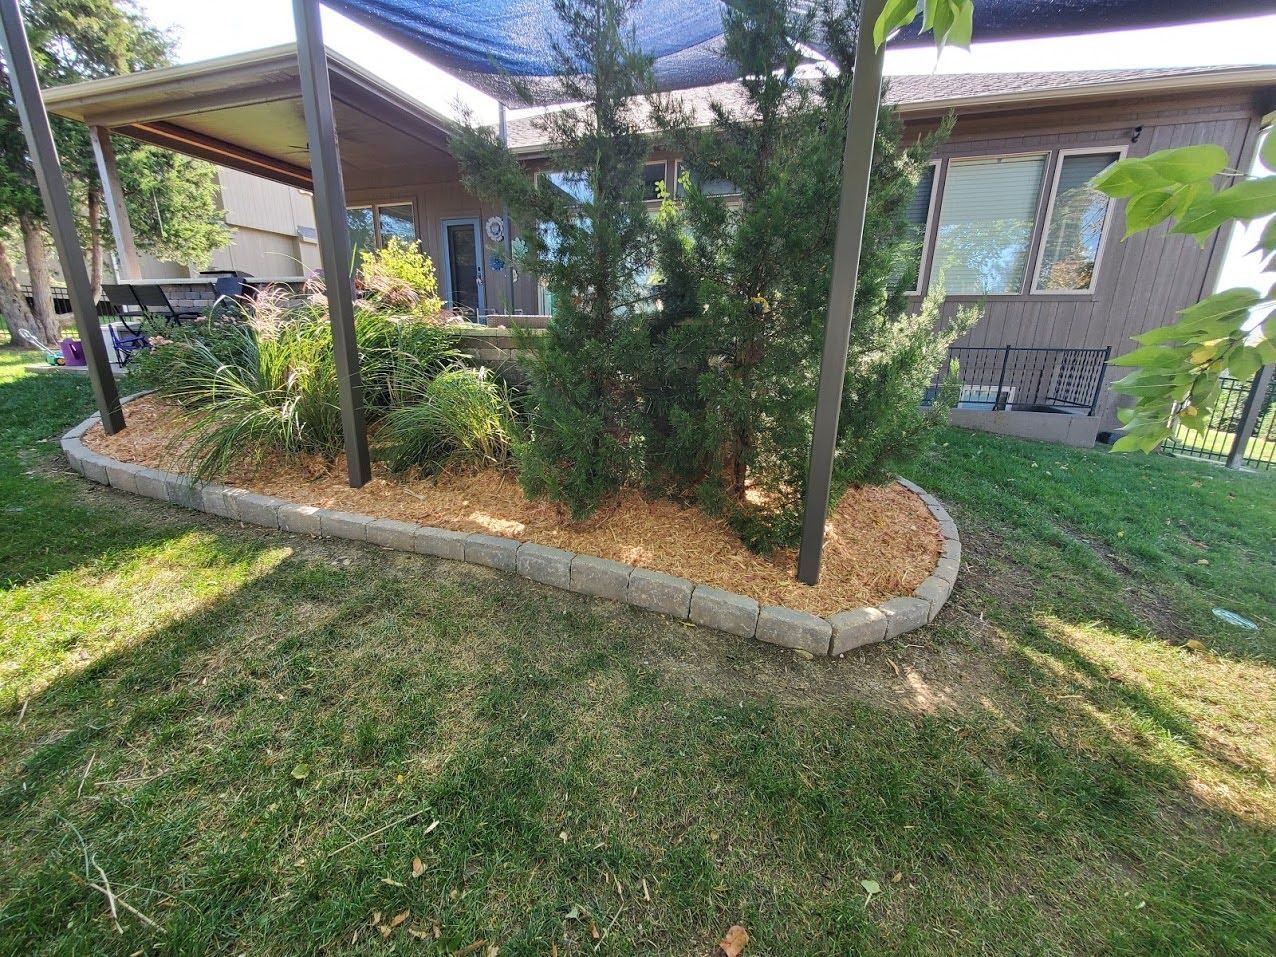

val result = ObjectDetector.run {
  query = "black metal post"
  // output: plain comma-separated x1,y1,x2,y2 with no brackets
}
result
1226,364,1274,470
1089,346,1111,415
0,0,123,433
795,0,887,586
293,0,371,486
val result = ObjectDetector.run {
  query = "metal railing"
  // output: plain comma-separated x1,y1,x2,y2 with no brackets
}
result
1161,370,1276,472
20,284,116,318
927,345,1112,416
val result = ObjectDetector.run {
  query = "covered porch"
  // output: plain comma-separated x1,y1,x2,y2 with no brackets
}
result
42,43,532,318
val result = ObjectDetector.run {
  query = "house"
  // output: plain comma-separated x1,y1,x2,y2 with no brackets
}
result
43,51,1275,445
137,165,322,281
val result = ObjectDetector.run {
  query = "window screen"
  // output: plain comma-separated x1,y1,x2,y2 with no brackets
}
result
898,164,936,291
1035,152,1120,291
929,155,1047,295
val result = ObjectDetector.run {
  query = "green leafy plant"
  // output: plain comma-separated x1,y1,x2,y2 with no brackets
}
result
134,293,464,479
379,366,519,474
1092,139,1275,451
452,0,655,519
645,0,972,548
358,237,445,318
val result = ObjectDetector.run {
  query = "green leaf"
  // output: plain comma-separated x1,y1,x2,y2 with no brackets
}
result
946,0,974,49
1170,192,1230,240
1123,188,1181,237
1141,144,1230,184
1258,216,1276,256
1178,288,1261,325
1093,159,1173,198
874,0,921,49
1207,176,1276,221
1228,345,1262,382
1260,129,1276,174
1109,344,1190,368
1112,424,1172,453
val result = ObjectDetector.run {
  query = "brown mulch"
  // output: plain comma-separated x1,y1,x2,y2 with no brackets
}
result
83,395,942,616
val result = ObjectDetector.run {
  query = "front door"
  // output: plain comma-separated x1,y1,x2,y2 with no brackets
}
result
441,218,484,317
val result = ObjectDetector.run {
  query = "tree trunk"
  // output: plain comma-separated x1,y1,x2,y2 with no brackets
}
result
88,188,104,302
0,234,44,346
19,213,60,342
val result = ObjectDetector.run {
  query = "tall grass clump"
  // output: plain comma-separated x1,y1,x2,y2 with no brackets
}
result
379,366,518,474
134,282,465,480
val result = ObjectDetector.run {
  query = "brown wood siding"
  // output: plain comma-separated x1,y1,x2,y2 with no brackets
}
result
902,87,1268,425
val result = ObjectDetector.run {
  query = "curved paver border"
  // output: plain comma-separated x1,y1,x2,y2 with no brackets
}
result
60,398,960,657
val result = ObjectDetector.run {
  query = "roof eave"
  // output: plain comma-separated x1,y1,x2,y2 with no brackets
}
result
891,66,1276,118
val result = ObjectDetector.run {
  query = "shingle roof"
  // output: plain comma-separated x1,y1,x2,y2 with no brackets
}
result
504,64,1273,151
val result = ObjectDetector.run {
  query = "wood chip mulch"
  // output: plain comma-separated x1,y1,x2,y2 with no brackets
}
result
83,396,942,616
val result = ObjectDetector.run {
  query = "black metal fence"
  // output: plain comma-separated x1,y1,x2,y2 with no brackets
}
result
20,284,116,318
929,345,1111,415
1161,372,1276,471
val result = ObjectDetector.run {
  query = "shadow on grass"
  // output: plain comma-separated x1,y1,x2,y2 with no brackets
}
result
1,511,1273,955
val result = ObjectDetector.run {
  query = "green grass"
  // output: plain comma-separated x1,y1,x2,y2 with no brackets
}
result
1,347,1273,955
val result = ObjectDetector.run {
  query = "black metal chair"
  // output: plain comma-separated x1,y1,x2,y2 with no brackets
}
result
132,283,202,327
101,284,147,324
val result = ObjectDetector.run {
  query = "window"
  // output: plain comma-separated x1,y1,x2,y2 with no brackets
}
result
541,170,593,206
1034,150,1122,292
899,162,937,293
928,154,1047,295
642,161,667,201
345,202,418,252
674,161,739,199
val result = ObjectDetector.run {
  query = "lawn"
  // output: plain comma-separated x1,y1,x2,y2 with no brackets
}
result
1,347,1273,955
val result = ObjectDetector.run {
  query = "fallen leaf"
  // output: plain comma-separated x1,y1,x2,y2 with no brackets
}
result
890,872,903,883
717,924,749,957
861,879,881,906
381,877,404,887
412,856,425,878
590,921,600,940
1184,639,1206,652
794,649,814,661
370,911,382,926
390,910,410,928
378,925,391,939
290,764,310,781
407,926,431,940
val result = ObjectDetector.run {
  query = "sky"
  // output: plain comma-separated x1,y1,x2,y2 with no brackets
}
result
133,0,1273,291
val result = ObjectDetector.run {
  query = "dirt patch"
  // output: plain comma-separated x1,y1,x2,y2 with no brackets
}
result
82,395,942,616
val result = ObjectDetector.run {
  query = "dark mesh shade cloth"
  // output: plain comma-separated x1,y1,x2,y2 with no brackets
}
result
324,0,1274,105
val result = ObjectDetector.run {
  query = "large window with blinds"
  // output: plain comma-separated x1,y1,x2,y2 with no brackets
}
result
1034,150,1123,292
928,154,1047,295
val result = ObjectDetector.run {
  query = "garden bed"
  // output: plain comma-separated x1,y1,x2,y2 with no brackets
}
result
81,396,944,619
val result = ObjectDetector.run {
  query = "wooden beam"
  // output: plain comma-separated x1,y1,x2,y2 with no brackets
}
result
115,121,314,190
89,127,141,279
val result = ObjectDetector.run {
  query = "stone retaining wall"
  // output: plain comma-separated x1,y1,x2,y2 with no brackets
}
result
61,400,960,657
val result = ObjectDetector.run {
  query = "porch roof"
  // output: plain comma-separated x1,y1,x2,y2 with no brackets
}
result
42,44,458,193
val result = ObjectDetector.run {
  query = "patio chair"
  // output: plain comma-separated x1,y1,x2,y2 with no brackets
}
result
108,319,150,367
101,284,149,325
131,283,202,327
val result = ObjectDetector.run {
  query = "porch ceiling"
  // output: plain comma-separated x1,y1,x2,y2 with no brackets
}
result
42,44,459,193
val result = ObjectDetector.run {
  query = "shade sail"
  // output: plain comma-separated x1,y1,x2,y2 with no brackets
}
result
325,0,1275,105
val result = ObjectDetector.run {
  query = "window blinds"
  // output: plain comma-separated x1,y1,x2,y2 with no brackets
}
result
930,155,1046,295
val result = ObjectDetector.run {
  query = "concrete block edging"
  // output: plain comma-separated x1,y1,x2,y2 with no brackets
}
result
62,399,960,657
